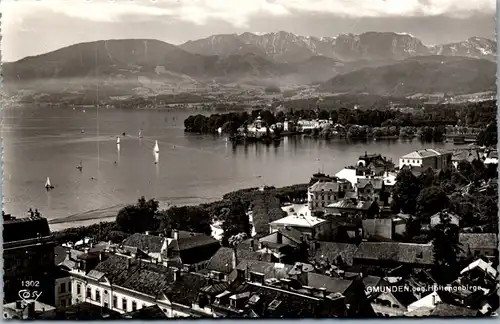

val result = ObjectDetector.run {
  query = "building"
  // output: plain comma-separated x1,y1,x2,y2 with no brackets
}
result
459,233,498,260
54,246,84,308
484,150,498,165
69,253,211,318
430,211,460,228
308,179,353,212
308,241,358,266
451,149,480,168
269,214,330,241
3,213,56,305
356,153,395,176
356,178,386,203
122,230,220,271
353,242,434,269
3,300,56,319
326,198,379,218
399,149,452,171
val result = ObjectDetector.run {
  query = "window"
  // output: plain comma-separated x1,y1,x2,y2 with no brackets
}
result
68,283,72,293
61,299,66,307
87,287,92,300
96,290,101,303
113,296,117,309
122,298,127,311
59,283,66,293
77,284,81,295
132,301,137,311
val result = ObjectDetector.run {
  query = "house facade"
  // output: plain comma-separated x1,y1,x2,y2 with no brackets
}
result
269,215,330,241
399,149,452,171
308,179,353,212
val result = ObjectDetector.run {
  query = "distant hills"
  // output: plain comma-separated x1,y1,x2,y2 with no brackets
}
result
3,31,497,100
319,56,496,96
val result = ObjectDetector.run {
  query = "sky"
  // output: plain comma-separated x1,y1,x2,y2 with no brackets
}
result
1,0,496,62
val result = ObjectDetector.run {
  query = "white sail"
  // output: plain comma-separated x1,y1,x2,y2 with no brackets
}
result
154,152,159,164
154,140,160,153
139,129,143,138
45,177,51,187
117,136,121,144
117,143,121,152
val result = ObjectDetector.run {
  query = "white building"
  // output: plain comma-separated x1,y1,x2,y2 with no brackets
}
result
307,179,353,211
399,149,452,171
69,253,212,318
269,214,330,240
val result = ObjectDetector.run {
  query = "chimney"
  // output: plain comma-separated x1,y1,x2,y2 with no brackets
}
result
250,240,255,252
276,231,283,244
126,258,131,269
236,268,246,280
172,230,179,240
232,247,238,270
174,268,181,282
318,287,327,298
26,301,36,318
66,249,71,260
99,252,104,262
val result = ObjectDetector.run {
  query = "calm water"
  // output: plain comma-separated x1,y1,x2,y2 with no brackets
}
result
2,105,457,230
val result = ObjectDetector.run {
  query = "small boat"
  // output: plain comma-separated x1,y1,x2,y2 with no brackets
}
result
139,129,143,138
83,109,86,113
154,140,160,153
76,161,83,171
117,136,121,144
45,177,54,190
81,129,85,134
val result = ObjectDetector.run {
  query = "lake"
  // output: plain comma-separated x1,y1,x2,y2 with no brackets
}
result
2,105,458,230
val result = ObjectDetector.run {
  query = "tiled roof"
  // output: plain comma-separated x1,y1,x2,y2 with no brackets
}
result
205,247,271,274
162,272,210,306
430,303,479,317
270,214,327,227
55,246,68,265
122,234,165,253
311,241,358,266
122,305,167,319
305,272,353,293
401,148,451,159
3,216,51,243
309,181,340,192
354,242,433,265
232,282,322,317
459,233,498,250
93,254,174,297
327,199,374,211
357,178,384,190
175,231,219,250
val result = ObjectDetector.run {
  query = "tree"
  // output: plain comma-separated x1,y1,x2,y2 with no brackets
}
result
457,160,474,182
416,186,449,221
477,119,497,147
116,196,160,234
221,198,251,244
417,167,436,189
431,212,462,284
391,168,421,214
159,205,212,235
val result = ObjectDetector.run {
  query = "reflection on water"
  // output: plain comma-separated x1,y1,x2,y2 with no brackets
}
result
2,105,458,227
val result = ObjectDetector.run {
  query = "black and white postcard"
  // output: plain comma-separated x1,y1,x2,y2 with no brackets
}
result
1,0,498,319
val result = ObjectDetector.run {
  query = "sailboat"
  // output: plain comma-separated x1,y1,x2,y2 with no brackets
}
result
116,136,121,144
139,129,143,138
154,152,159,165
45,177,54,190
76,161,83,171
154,140,160,153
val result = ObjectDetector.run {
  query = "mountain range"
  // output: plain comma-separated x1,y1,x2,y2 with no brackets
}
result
3,31,496,99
